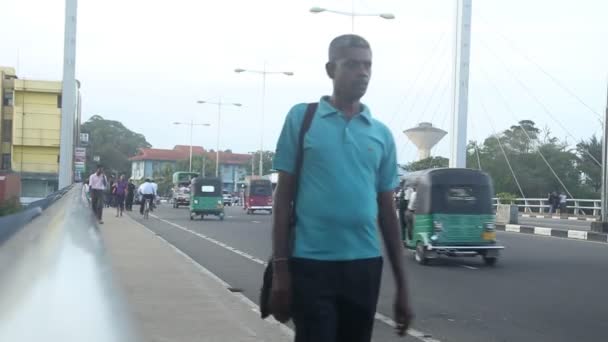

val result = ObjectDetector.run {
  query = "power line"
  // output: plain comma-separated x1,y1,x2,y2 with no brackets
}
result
479,63,575,199
478,15,604,124
478,37,601,167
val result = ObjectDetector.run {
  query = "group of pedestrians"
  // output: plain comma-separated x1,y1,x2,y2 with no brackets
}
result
86,165,138,224
548,191,568,214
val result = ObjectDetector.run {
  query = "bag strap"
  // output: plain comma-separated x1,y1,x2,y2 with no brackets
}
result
290,103,317,225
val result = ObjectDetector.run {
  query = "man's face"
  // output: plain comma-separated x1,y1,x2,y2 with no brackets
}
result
327,47,372,101
96,167,103,175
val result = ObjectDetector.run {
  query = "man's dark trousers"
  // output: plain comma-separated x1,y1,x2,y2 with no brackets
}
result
290,257,383,342
140,194,154,214
90,189,104,221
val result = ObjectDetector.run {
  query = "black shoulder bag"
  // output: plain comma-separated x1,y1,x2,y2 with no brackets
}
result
259,102,318,319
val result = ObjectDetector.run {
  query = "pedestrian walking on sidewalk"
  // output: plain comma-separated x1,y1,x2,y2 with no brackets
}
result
89,165,108,224
269,34,413,342
114,174,128,217
559,192,568,215
126,179,136,211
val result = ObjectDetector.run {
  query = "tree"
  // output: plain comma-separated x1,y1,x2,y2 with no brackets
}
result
81,115,151,177
404,156,449,172
250,151,274,176
461,118,597,199
576,135,602,193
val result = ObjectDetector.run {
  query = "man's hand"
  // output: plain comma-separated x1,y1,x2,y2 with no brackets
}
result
269,267,291,323
394,288,413,336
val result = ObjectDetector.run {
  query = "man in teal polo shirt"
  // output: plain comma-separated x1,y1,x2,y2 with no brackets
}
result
270,34,413,342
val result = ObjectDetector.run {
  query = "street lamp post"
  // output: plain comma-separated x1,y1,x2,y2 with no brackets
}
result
309,3,395,32
235,65,293,176
197,100,242,178
173,121,211,173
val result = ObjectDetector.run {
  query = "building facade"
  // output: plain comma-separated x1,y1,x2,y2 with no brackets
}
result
0,66,81,201
130,146,250,191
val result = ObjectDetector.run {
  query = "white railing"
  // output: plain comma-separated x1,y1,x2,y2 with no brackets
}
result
492,198,601,217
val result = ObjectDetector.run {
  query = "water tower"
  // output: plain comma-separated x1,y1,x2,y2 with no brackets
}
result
403,122,447,160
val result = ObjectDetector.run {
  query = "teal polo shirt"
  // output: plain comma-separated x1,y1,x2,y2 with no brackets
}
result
273,97,399,261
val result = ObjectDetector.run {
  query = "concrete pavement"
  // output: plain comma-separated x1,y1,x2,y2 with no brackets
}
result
99,211,291,342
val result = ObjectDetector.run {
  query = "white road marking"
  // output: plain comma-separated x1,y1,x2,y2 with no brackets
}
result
534,227,552,236
149,214,439,342
460,265,478,270
568,217,578,221
551,216,561,219
586,218,597,222
567,230,588,240
505,224,520,232
521,214,530,218
252,221,261,223
375,313,441,342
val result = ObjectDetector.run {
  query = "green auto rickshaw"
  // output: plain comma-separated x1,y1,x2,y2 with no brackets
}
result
189,177,225,221
399,168,504,266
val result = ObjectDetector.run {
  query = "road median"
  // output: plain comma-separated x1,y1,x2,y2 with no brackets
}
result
496,223,608,243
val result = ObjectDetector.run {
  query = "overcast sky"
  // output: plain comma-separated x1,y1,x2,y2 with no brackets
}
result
1,0,606,164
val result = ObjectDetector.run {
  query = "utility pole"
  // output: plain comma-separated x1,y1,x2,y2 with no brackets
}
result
601,83,608,222
58,0,78,188
593,82,608,232
449,0,472,168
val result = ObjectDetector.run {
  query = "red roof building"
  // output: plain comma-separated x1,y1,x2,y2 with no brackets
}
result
130,146,252,192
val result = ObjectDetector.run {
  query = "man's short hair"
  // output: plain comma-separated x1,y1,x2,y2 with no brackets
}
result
96,164,103,169
328,34,371,62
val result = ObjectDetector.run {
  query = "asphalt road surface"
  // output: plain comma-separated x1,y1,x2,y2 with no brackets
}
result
131,205,608,342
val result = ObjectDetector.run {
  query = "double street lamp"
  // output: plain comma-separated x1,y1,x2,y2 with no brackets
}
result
197,100,242,178
173,121,211,173
310,5,395,32
235,65,294,176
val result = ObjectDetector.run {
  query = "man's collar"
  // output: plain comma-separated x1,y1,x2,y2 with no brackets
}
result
318,96,372,125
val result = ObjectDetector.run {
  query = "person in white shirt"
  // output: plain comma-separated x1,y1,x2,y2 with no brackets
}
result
88,165,108,224
138,179,156,215
405,188,417,240
151,179,159,208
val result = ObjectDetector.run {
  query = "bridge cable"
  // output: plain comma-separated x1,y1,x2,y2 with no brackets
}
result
479,64,575,199
479,97,527,199
387,30,449,128
478,15,604,124
479,37,601,168
469,116,483,170
399,76,451,160
395,42,452,133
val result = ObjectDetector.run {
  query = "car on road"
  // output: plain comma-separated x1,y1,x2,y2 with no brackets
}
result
222,191,233,207
172,188,190,208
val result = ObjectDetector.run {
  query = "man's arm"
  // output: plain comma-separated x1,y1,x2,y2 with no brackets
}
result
378,191,413,335
269,170,296,323
272,171,296,261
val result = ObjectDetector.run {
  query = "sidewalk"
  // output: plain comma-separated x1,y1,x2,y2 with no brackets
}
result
99,212,292,342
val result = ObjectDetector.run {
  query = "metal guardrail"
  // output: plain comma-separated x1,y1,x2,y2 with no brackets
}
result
0,185,73,245
0,186,140,342
492,198,601,217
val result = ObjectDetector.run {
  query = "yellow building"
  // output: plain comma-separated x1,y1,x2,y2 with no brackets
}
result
0,66,81,199
1,67,17,170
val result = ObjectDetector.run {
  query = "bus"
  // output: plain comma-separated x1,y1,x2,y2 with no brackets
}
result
243,176,273,214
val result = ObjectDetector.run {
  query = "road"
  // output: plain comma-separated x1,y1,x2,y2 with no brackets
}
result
131,205,608,342
518,216,592,231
